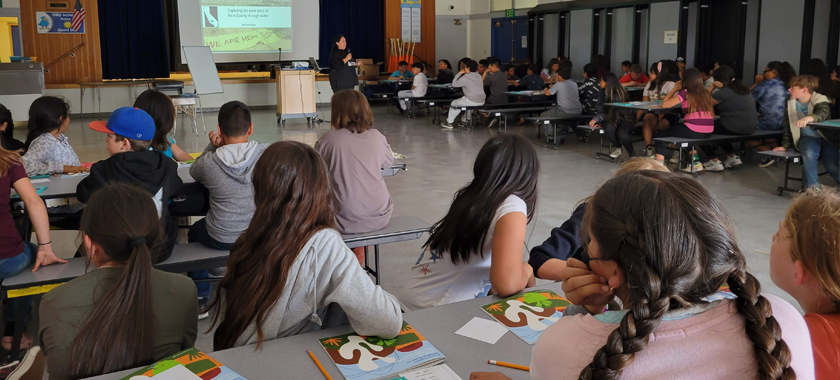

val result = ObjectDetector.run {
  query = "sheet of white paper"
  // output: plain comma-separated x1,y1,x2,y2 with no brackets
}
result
29,178,49,184
143,364,202,380
61,173,89,179
455,317,508,345
396,364,463,380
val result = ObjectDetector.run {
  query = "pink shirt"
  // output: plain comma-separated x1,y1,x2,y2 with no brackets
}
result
531,294,815,380
676,89,715,133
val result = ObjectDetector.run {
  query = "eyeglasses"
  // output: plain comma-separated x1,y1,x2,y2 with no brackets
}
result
763,69,773,74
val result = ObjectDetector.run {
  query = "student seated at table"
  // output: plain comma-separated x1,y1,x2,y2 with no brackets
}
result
591,72,636,158
641,60,680,158
528,158,667,281
620,60,632,75
578,63,601,115
753,61,795,168
541,58,561,85
0,103,23,152
540,65,582,138
700,66,758,172
21,96,88,176
39,183,197,380
484,60,508,107
505,64,519,84
316,90,394,265
517,64,545,91
397,62,428,114
698,63,715,90
478,59,488,76
401,134,537,311
436,59,455,85
619,64,650,87
514,59,530,79
208,141,403,349
0,146,66,351
770,189,840,379
654,68,715,172
133,89,192,162
775,75,838,189
390,61,414,80
441,60,485,129
472,171,814,380
77,107,183,263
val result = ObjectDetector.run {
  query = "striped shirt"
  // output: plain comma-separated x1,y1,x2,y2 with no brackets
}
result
677,90,714,133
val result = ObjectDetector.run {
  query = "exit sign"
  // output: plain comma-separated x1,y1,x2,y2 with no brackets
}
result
505,9,515,18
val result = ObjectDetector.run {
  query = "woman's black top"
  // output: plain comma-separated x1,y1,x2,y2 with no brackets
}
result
329,48,359,91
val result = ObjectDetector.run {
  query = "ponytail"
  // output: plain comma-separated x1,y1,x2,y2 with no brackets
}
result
67,183,162,378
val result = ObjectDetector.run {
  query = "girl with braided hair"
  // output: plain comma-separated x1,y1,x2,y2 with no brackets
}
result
472,171,814,380
771,188,840,378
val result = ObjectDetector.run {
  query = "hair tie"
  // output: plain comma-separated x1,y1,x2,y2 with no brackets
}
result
130,236,147,248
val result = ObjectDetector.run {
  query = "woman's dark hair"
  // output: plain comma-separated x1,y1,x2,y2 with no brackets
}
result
331,89,374,133
578,171,796,380
767,61,796,87
133,90,175,153
802,58,836,97
654,60,680,93
439,59,452,70
67,183,163,378
601,72,631,123
209,141,335,350
0,103,13,141
648,63,659,77
713,65,751,95
592,54,607,70
24,96,70,151
332,34,344,51
546,58,561,73
424,134,539,265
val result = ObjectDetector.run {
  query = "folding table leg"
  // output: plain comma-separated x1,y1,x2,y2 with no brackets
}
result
8,296,28,361
374,245,381,285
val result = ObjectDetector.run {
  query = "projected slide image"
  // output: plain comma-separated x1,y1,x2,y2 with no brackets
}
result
201,0,291,53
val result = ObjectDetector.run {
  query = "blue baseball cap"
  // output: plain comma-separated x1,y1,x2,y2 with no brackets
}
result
88,107,155,141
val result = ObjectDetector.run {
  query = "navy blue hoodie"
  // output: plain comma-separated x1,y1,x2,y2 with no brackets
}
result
528,203,586,277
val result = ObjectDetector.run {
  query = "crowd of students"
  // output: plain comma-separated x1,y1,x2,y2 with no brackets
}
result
0,77,837,379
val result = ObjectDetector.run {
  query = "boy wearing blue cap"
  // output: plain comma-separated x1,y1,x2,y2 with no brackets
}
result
77,107,183,262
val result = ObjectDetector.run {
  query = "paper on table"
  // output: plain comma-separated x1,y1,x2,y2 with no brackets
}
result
61,173,89,178
390,364,463,380
141,364,202,380
455,317,508,344
29,178,49,184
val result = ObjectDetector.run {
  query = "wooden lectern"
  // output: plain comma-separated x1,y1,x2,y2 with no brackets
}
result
275,68,317,125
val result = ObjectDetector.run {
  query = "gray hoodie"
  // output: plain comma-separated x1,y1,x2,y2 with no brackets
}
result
452,71,486,104
189,141,269,243
233,229,404,347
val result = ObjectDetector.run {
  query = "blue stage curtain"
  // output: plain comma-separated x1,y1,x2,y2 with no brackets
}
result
319,0,384,70
98,0,169,79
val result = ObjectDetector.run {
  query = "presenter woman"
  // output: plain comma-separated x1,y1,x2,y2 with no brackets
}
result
329,35,361,92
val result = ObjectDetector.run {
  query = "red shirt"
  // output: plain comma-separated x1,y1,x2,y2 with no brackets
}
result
620,73,650,84
805,313,840,379
1,161,26,259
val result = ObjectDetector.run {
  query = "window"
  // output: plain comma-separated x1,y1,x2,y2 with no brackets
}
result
491,0,512,12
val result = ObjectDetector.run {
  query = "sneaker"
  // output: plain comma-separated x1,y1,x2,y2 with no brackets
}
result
703,159,725,172
682,161,705,173
724,155,743,168
759,156,778,168
669,151,681,164
488,119,498,129
645,146,655,158
609,148,622,158
441,121,454,129
0,346,42,380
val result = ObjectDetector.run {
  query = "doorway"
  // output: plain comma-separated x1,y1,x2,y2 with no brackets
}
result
491,16,529,64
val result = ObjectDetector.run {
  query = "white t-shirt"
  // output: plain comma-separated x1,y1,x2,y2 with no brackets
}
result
412,72,428,97
399,195,528,312
643,81,675,101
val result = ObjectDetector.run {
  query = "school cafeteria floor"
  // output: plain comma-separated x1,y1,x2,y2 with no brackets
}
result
41,105,806,358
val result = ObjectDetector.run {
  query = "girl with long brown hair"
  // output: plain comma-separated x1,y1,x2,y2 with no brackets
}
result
209,141,402,350
471,171,814,380
38,183,197,380
654,68,715,172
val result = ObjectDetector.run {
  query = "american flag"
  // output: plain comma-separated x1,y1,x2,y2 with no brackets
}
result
70,0,85,32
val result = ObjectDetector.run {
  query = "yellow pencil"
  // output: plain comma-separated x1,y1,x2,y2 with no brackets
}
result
488,359,530,371
307,348,333,380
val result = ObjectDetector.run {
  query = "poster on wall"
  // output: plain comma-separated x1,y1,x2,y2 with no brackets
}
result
664,30,677,44
36,12,85,34
401,0,421,43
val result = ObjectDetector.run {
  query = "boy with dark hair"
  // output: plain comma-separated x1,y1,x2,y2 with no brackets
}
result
442,60,485,129
621,60,632,74
776,75,839,189
541,65,582,136
483,60,509,106
390,61,414,80
620,64,651,87
579,63,600,115
478,59,489,75
79,107,183,262
398,62,428,113
505,64,520,83
518,64,545,91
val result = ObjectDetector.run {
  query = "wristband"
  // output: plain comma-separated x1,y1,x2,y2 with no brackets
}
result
37,241,51,246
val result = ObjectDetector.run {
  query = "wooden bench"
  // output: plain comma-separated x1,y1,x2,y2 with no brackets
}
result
653,130,783,175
